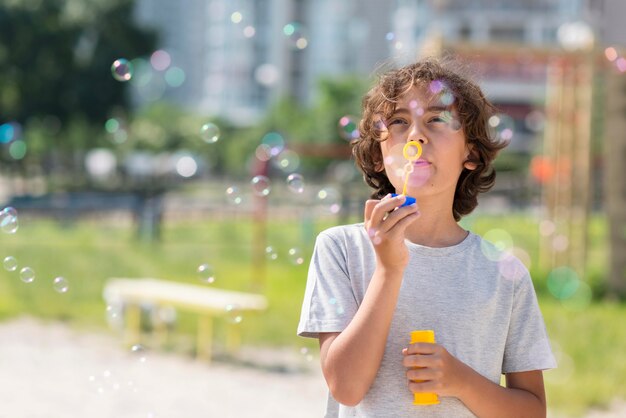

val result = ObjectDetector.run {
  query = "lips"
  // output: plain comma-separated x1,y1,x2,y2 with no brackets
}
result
413,160,431,167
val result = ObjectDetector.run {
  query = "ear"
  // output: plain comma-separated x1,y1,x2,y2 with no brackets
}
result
463,145,478,170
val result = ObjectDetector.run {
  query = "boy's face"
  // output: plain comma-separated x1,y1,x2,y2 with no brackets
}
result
378,83,474,199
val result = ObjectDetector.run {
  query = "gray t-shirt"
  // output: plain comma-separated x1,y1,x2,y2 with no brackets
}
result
298,223,557,417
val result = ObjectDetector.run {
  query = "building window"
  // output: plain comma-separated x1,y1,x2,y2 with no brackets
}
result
489,25,525,42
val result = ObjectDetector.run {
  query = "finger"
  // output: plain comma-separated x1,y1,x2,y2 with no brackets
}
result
406,368,441,382
408,380,439,394
402,354,430,369
377,204,420,234
364,199,380,223
407,342,438,355
370,195,408,226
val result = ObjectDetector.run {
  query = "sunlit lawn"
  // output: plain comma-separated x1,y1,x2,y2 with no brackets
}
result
0,210,623,416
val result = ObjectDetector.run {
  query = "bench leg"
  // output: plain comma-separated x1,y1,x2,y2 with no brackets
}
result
196,315,213,363
226,323,241,354
125,303,142,348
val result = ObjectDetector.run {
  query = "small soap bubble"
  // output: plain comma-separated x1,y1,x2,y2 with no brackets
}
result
480,229,513,261
547,267,580,300
243,25,256,38
19,267,35,283
255,144,273,162
111,58,133,82
225,186,243,205
272,149,300,173
374,116,389,141
251,175,271,196
131,344,147,363
525,110,545,133
3,256,17,272
288,247,304,265
261,132,285,156
283,22,308,49
316,187,341,214
231,11,243,24
300,347,309,355
488,114,515,143
200,122,220,144
605,47,618,62
53,276,69,293
286,173,305,193
225,304,243,324
197,263,215,284
0,206,18,234
254,64,280,87
338,116,360,141
265,246,278,261
150,50,171,71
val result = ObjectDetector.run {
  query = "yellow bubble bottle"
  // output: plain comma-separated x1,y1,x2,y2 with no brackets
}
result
409,330,440,405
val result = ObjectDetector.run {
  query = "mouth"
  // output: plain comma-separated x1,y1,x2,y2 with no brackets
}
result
413,160,431,167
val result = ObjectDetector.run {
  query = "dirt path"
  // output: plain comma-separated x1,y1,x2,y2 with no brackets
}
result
1,317,624,418
0,317,327,418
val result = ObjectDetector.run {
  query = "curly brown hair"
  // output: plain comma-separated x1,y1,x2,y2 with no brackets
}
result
352,57,507,221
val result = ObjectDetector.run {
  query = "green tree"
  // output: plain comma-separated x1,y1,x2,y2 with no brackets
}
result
0,0,156,180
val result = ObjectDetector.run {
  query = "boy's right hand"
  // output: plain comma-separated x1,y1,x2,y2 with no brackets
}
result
364,194,420,270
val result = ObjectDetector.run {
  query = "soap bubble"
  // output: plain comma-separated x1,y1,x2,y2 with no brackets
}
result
272,149,300,173
338,116,360,141
286,173,305,194
53,276,69,293
3,256,17,272
197,263,215,284
316,187,342,214
265,246,278,261
283,22,308,49
150,50,171,71
0,206,18,234
225,304,243,324
261,132,285,156
488,114,515,143
251,175,271,196
547,267,579,300
288,247,304,265
19,267,35,283
111,58,133,81
225,186,243,205
481,229,514,261
200,122,220,144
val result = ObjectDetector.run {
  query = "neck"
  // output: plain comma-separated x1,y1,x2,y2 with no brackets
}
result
403,197,468,248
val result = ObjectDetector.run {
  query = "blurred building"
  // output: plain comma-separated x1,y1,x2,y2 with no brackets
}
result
133,0,624,129
133,0,392,125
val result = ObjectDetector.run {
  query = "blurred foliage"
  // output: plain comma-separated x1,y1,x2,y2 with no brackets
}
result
0,0,156,182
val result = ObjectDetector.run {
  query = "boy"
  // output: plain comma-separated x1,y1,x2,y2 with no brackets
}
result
297,58,556,417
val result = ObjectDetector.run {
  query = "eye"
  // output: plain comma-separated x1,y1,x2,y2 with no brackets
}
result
387,118,407,126
428,116,446,123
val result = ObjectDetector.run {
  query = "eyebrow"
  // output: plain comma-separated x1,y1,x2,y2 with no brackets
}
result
391,105,451,115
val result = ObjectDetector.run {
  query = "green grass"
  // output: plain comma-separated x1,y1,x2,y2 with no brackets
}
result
0,212,624,416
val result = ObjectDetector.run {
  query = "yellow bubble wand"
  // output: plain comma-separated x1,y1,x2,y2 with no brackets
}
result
401,141,423,196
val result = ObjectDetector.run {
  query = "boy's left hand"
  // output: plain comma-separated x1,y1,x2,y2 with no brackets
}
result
402,343,471,398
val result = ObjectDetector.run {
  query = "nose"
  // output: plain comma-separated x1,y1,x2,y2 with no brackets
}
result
407,124,428,145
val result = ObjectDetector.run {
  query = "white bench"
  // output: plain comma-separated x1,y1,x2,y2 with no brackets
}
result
103,278,268,363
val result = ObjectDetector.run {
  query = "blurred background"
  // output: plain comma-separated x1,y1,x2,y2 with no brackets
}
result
1,0,625,417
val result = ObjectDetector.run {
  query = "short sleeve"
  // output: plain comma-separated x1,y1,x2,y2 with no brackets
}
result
502,273,557,373
297,230,359,339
